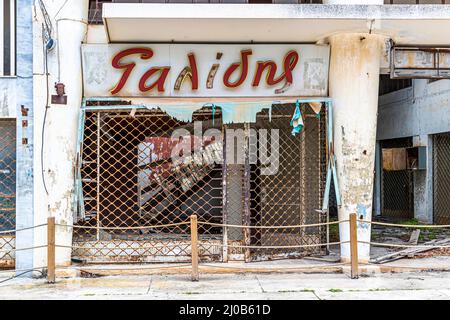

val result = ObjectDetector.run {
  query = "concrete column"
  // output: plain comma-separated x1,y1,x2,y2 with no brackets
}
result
328,33,386,262
34,0,89,267
412,135,433,224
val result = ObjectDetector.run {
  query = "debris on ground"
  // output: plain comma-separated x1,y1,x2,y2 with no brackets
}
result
371,238,450,264
408,229,421,245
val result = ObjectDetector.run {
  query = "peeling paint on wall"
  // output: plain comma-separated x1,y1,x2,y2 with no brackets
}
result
0,81,17,117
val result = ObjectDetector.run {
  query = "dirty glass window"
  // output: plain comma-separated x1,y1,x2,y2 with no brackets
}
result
0,0,15,76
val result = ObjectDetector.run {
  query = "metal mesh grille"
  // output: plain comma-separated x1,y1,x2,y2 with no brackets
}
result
434,132,450,225
245,104,326,261
74,108,223,263
380,138,414,219
0,119,16,267
75,103,327,263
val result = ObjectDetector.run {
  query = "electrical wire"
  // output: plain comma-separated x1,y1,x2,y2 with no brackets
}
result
41,24,49,195
0,269,44,285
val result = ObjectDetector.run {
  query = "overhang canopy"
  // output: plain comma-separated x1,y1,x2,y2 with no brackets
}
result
103,4,450,45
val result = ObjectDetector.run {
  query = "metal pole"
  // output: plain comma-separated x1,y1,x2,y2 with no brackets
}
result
96,112,101,241
243,123,251,263
190,214,199,281
349,213,359,279
222,125,228,262
47,217,56,284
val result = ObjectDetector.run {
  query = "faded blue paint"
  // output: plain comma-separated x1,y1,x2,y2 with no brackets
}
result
374,141,381,216
14,0,34,276
357,204,369,230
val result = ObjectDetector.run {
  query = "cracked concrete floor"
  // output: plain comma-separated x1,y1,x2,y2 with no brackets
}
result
1,272,450,300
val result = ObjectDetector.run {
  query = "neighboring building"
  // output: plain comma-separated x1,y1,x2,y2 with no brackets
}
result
377,78,450,225
2,0,450,275
0,0,34,271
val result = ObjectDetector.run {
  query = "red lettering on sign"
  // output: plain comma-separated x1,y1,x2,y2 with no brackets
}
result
110,48,154,95
109,47,300,95
188,53,199,90
252,50,299,87
223,49,252,88
138,67,170,93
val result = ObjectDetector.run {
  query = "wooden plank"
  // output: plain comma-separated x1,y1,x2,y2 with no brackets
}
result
349,213,359,279
382,148,407,171
408,229,421,245
190,215,199,281
47,217,56,284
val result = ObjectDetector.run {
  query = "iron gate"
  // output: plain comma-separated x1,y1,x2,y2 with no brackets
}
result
74,101,327,263
0,119,16,268
433,132,450,225
380,137,414,219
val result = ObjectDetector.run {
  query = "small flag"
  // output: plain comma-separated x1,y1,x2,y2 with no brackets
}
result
291,100,304,136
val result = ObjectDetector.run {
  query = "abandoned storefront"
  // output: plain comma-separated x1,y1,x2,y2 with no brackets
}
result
70,43,336,263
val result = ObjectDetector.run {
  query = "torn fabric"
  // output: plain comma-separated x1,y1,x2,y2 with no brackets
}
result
290,100,304,136
148,102,274,124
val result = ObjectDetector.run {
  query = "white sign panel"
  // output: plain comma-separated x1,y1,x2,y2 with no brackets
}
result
82,44,329,98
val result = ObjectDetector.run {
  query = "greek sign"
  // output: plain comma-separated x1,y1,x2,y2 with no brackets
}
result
82,44,329,97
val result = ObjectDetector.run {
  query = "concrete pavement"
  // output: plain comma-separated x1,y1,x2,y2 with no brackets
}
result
1,271,450,300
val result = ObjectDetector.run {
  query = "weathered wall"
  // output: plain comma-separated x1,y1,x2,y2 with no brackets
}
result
0,80,17,118
377,79,450,224
378,79,450,140
15,0,35,274
33,0,89,267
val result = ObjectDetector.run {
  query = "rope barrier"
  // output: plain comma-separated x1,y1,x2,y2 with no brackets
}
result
0,266,47,275
197,220,347,229
55,221,191,230
358,220,450,229
0,223,48,235
0,245,48,254
57,220,345,230
198,241,347,250
359,241,450,249
58,243,191,250
198,262,347,271
77,264,192,272
366,262,450,270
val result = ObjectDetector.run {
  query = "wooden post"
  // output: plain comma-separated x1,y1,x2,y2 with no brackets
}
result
349,213,359,279
47,217,56,284
190,215,199,281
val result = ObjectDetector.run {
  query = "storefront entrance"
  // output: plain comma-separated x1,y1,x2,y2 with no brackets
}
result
73,101,328,263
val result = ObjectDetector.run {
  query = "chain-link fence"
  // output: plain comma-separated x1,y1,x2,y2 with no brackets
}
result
380,137,414,220
245,104,326,261
0,119,16,268
433,132,450,225
74,101,328,263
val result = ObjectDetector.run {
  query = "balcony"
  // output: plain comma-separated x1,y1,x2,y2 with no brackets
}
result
89,0,450,26
89,0,320,24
